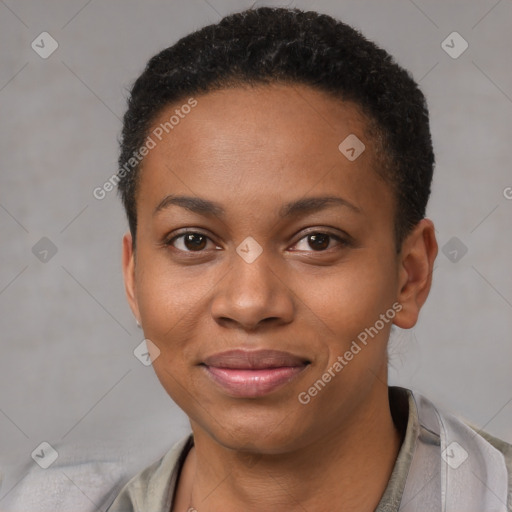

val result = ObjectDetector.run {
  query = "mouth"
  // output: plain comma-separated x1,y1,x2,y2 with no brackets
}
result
201,349,311,398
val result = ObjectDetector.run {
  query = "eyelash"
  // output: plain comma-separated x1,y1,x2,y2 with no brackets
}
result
163,229,350,254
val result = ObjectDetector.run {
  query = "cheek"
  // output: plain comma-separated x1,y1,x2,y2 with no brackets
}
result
134,257,210,366
137,270,205,408
298,250,398,353
135,248,209,324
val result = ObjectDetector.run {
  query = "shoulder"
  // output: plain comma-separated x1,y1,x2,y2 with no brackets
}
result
409,388,512,511
106,434,193,512
472,427,512,461
469,425,512,510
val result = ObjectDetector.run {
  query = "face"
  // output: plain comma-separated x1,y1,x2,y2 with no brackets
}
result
123,83,424,454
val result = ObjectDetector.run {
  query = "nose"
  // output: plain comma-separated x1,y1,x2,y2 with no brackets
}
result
210,248,295,332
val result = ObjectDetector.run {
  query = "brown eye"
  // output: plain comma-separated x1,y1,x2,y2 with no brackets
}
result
308,233,330,251
292,232,344,252
183,233,207,251
168,232,212,252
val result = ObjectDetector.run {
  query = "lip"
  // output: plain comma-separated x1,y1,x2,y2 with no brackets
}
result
201,349,310,398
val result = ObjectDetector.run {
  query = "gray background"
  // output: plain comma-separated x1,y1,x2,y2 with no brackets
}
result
1,0,511,509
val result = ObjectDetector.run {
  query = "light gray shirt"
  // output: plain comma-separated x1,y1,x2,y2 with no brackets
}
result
106,387,512,511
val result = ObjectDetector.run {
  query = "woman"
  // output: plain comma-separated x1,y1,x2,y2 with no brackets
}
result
107,7,511,512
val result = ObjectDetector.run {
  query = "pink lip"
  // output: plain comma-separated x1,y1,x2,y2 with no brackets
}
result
202,349,310,398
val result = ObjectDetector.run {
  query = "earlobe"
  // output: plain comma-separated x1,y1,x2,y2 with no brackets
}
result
393,219,438,329
122,232,141,323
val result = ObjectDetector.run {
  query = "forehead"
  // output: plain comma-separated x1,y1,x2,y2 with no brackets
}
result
149,83,371,162
136,83,392,225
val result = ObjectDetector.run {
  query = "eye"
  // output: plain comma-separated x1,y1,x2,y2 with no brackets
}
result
291,232,346,252
166,231,218,252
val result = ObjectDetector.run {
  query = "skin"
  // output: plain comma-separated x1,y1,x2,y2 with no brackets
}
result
122,83,438,512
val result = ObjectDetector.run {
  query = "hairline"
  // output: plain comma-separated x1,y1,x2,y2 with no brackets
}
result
128,81,403,255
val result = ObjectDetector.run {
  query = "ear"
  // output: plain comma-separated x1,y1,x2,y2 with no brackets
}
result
393,218,438,329
122,232,141,324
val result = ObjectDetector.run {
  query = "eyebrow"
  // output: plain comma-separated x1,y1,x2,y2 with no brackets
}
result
153,194,362,218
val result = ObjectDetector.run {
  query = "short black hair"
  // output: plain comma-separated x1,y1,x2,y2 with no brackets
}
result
117,6,434,250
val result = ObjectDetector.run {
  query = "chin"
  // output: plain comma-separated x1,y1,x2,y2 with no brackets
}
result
196,411,308,455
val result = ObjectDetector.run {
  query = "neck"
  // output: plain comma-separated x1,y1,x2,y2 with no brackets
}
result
178,385,402,512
